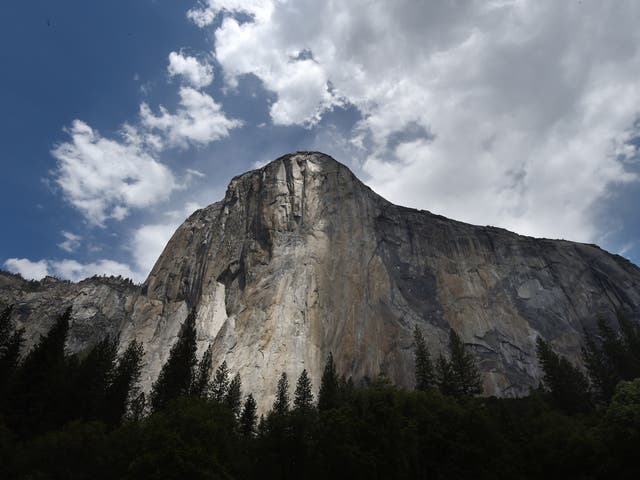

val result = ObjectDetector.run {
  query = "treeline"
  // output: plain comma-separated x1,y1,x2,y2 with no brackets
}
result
0,304,639,479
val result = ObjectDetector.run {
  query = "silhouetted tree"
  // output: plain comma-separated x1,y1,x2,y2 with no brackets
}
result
105,339,144,425
150,310,197,411
273,372,290,415
294,369,314,411
537,337,591,413
435,354,455,396
240,394,257,437
414,325,434,391
74,336,118,421
582,314,640,403
0,305,14,348
448,329,482,397
318,353,340,411
191,344,214,397
0,305,23,394
10,307,71,434
226,372,242,417
211,360,230,403
128,392,146,422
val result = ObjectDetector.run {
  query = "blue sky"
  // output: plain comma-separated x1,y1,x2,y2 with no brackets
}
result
1,0,639,282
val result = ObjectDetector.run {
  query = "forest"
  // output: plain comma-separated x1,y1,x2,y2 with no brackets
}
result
1,304,639,479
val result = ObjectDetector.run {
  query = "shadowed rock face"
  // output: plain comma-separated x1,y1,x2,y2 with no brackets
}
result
3,152,640,411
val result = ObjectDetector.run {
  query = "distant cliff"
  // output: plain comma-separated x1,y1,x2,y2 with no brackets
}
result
3,152,640,410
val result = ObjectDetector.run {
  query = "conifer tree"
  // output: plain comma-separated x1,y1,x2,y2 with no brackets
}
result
294,369,314,411
211,360,230,402
318,352,340,411
435,354,455,396
448,329,482,397
10,307,71,433
240,393,258,437
75,336,118,421
191,344,214,397
413,325,434,391
226,372,242,417
273,372,290,415
0,305,24,394
128,392,146,422
0,305,14,349
150,309,198,411
537,337,592,413
104,339,144,425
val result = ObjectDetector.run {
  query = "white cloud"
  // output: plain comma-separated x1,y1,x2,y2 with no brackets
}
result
168,51,214,88
52,120,178,226
140,87,242,149
3,257,140,282
199,0,640,243
50,259,138,283
58,231,82,253
132,202,203,277
4,258,50,280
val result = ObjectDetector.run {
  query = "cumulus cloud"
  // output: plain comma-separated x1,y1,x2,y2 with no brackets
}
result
4,258,50,280
50,259,138,282
132,202,203,277
194,0,640,242
52,120,178,226
58,231,82,253
140,87,243,149
4,257,139,282
168,51,214,88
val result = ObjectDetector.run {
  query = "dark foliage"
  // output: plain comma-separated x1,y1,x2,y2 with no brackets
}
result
226,373,242,418
583,314,640,402
318,352,339,411
191,343,214,398
149,309,198,412
436,329,482,397
273,372,290,415
294,369,314,411
104,339,144,425
211,360,230,403
413,325,434,391
537,337,592,414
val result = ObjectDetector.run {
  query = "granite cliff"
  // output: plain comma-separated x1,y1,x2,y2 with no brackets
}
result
3,152,640,410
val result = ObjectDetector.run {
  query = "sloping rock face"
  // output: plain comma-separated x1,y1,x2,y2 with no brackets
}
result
3,152,640,411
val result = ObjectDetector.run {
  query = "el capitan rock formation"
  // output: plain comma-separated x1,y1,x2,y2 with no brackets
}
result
2,152,640,410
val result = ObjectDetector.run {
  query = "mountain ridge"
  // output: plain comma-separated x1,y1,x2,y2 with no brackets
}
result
3,151,640,411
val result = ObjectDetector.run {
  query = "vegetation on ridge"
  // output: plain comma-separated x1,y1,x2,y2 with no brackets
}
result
0,304,639,479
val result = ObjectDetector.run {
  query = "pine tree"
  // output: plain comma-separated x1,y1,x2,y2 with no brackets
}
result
294,369,314,411
128,391,146,422
414,325,434,391
0,305,14,350
0,306,24,394
10,307,71,433
191,344,214,397
435,354,455,396
226,372,242,417
150,309,198,411
75,336,118,421
448,329,482,397
211,360,230,402
273,372,290,415
104,339,144,425
537,337,592,413
583,325,619,403
240,394,258,437
318,352,340,411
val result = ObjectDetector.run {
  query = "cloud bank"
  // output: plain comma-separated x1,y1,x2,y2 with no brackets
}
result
193,0,640,242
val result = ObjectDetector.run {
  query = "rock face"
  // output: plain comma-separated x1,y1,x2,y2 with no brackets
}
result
3,152,640,411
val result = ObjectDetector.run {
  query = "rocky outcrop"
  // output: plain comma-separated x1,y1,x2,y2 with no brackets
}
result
3,152,640,411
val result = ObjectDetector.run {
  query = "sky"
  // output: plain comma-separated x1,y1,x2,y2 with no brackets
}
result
1,0,640,283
